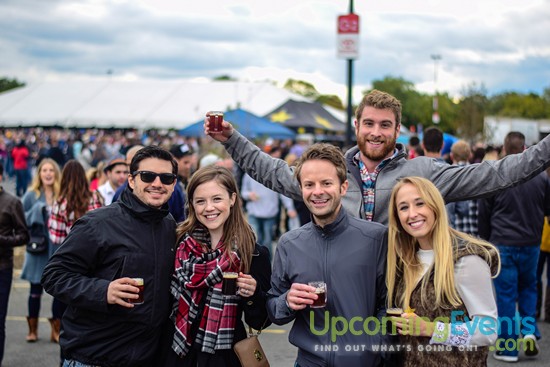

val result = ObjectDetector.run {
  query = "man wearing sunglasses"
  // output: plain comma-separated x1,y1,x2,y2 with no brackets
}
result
42,146,178,367
111,145,186,222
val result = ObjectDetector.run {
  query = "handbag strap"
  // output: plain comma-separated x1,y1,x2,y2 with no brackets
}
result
247,317,269,336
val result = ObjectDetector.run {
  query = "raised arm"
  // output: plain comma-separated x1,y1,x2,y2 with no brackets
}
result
204,116,302,201
430,136,550,203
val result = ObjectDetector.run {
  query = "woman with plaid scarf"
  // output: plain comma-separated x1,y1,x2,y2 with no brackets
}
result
162,165,271,367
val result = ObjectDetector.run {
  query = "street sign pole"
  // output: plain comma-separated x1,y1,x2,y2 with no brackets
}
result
337,1,359,148
346,59,353,148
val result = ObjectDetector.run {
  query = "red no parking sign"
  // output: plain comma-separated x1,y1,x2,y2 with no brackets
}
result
337,13,360,59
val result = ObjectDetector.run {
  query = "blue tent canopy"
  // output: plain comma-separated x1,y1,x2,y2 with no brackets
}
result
179,108,296,139
441,133,460,155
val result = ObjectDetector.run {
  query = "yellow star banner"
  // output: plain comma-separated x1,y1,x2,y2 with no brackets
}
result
264,99,346,132
314,115,333,129
269,109,293,123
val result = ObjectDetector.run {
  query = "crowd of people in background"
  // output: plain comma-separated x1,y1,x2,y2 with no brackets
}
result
0,127,313,251
1,88,550,366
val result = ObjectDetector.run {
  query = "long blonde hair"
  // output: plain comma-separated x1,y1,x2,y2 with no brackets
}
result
29,158,61,200
387,176,499,310
176,166,256,272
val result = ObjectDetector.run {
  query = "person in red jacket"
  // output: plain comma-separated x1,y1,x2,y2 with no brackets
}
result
11,140,30,197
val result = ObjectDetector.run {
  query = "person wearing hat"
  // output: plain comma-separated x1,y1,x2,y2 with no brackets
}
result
97,156,128,205
199,153,222,169
169,143,197,191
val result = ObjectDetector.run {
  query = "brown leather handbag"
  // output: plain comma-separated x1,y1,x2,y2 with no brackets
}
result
233,321,270,367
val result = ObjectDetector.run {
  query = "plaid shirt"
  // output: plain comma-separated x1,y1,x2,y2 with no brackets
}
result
48,191,103,245
354,150,397,221
450,199,479,236
446,163,479,236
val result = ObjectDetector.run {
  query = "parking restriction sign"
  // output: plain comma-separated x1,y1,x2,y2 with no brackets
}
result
337,13,360,59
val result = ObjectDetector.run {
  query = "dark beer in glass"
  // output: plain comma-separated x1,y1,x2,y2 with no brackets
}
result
222,272,238,295
208,111,224,133
129,278,144,305
308,281,327,308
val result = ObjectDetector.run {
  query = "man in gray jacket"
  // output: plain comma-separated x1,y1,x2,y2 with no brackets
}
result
267,143,388,367
205,90,550,225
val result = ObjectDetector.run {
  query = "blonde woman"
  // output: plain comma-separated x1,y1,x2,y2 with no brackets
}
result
387,176,500,367
20,158,61,343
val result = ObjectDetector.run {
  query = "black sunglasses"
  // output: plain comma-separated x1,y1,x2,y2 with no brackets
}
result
132,171,177,185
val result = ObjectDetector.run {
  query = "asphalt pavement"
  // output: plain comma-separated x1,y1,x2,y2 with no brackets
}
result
2,175,549,366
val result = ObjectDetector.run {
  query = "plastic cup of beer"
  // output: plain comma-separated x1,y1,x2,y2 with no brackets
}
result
208,111,224,133
308,281,327,308
222,272,238,295
386,307,403,335
129,278,144,305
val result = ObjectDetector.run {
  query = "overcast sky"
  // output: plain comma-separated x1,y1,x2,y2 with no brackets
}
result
1,0,549,104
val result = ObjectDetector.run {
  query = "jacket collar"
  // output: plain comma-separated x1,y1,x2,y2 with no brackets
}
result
344,143,407,183
344,143,407,166
119,186,170,223
311,206,348,237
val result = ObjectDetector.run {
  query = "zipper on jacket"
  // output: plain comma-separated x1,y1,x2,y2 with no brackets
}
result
322,230,335,367
150,223,158,324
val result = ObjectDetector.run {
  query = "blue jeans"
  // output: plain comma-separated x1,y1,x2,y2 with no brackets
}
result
15,169,28,197
0,268,13,364
493,245,540,357
248,215,276,258
537,250,550,289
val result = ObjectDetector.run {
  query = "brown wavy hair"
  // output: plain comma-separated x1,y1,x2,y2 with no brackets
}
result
355,89,402,126
294,143,347,185
176,165,256,272
58,160,93,220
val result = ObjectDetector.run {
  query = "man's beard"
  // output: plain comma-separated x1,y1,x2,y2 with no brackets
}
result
358,133,397,161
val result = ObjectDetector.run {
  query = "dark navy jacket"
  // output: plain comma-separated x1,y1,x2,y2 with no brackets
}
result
478,171,550,246
42,188,176,366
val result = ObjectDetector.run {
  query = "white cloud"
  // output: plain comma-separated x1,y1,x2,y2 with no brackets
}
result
0,0,548,104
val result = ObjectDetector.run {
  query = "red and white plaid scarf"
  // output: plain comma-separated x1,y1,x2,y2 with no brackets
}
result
170,230,241,357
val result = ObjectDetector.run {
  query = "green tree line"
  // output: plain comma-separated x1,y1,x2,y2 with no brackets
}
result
0,77,25,94
284,76,550,142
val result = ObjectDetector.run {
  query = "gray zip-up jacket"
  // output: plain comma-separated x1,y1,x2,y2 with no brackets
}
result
267,208,388,367
223,131,550,225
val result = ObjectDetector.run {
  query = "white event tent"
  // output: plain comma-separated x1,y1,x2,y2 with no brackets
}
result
0,79,319,130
